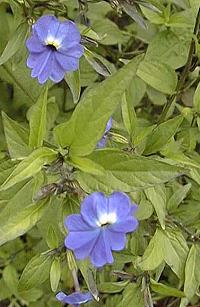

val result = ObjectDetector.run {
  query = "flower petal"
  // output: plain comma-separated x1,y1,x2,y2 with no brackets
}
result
58,44,84,58
106,229,126,251
90,230,113,267
29,50,52,79
80,192,108,227
49,59,65,83
55,52,79,72
65,214,93,231
108,192,134,221
96,136,107,148
56,291,93,305
33,15,60,43
109,216,138,233
65,229,100,259
55,21,81,44
26,34,46,53
105,117,112,133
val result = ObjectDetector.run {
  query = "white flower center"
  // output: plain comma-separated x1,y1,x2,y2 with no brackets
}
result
97,212,117,227
45,36,61,49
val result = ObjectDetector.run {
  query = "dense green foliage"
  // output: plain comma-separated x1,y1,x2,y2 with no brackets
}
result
0,0,200,306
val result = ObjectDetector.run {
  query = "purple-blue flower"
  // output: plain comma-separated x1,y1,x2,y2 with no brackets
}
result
26,15,84,84
97,118,112,148
56,291,93,306
65,192,138,268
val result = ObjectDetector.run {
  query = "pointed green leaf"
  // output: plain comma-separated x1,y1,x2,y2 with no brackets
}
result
2,112,30,159
193,81,200,112
50,258,61,292
117,284,144,307
54,56,142,157
0,199,48,246
18,254,52,291
137,60,177,94
163,229,189,280
76,150,182,193
138,229,165,271
1,147,57,191
144,116,183,155
145,185,166,229
29,86,48,149
0,22,28,65
150,279,185,298
167,183,191,212
65,70,81,104
184,244,200,299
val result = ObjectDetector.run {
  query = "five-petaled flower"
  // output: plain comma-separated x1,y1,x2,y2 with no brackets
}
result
56,291,93,306
26,15,84,84
65,192,138,268
97,117,112,148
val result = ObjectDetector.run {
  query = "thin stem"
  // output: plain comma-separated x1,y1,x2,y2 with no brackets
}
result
71,269,81,292
158,8,200,124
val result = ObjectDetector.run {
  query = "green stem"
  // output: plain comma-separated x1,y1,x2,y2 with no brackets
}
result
158,8,200,124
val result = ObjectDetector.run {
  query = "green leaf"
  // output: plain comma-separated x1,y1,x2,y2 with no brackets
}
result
145,30,190,69
50,258,61,292
121,93,137,137
144,116,183,155
150,279,185,298
18,288,43,303
168,9,195,28
65,70,81,104
147,86,167,106
91,19,128,45
0,160,19,186
0,278,12,300
18,254,52,291
78,259,98,300
54,56,142,157
162,228,189,280
193,81,200,112
126,76,146,107
137,60,177,94
3,265,18,296
138,229,165,271
0,62,41,105
84,48,111,77
29,86,48,149
0,22,28,65
0,179,35,224
117,284,144,307
76,150,182,193
121,2,147,29
98,281,129,293
145,185,167,229
2,112,30,159
139,227,188,279
70,156,104,175
184,244,200,299
46,226,59,249
0,199,48,246
1,147,57,191
167,183,191,212
141,6,165,24
135,199,154,220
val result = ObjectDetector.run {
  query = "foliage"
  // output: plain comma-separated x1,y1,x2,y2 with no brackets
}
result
0,0,200,307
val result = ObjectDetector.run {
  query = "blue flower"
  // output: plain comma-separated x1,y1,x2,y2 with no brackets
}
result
26,15,84,84
97,118,112,148
56,291,93,306
65,192,138,268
